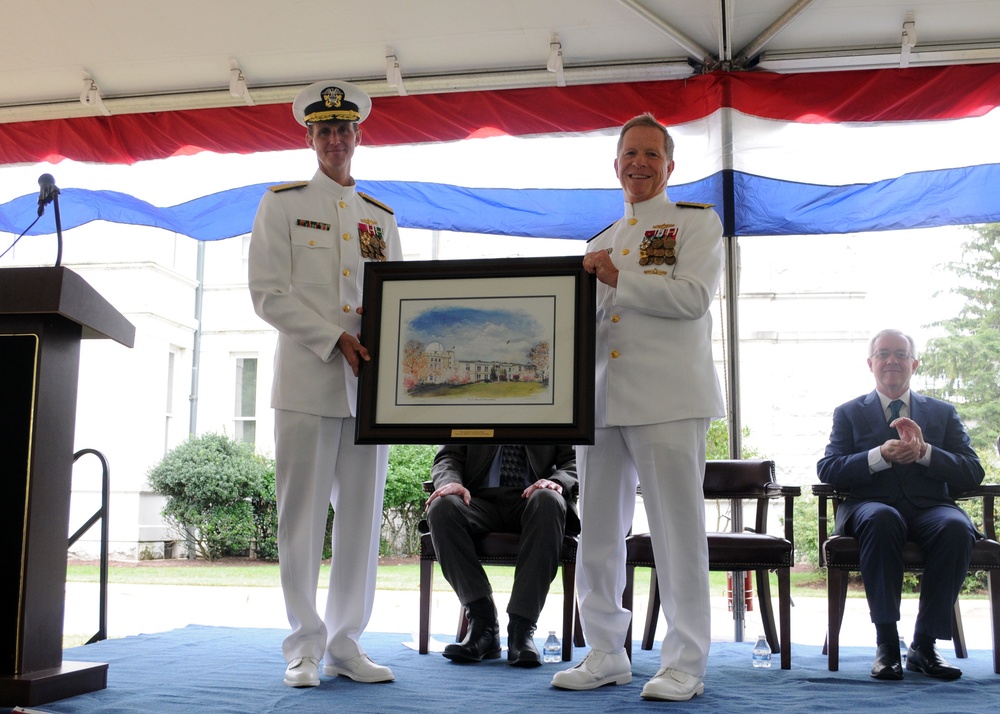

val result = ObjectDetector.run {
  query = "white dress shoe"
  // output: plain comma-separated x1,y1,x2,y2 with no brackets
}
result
324,654,395,683
550,649,632,690
283,657,320,687
640,667,705,701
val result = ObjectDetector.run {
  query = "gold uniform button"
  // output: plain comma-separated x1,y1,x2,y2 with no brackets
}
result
622,248,630,255
343,305,351,313
339,201,347,208
309,240,315,246
611,314,620,323
342,269,350,277
610,350,620,359
628,218,637,225
342,233,351,240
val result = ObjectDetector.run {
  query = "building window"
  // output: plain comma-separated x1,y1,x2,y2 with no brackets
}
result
234,356,257,445
164,349,177,454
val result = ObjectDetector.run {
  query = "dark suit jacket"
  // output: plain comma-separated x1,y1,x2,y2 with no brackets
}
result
817,390,984,528
431,444,580,535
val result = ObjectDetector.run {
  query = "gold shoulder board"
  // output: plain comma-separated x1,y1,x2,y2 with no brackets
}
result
676,201,715,209
268,181,309,193
359,192,394,214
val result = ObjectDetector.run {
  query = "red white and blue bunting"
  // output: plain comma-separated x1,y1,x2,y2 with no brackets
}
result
2,65,999,240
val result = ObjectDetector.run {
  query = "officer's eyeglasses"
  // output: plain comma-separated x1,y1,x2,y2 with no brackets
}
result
871,350,914,361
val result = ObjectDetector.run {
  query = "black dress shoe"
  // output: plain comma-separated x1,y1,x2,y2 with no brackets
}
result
870,642,903,680
905,643,962,680
507,616,541,668
443,612,501,663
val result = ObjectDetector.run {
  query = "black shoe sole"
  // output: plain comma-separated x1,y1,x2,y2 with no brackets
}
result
442,649,502,663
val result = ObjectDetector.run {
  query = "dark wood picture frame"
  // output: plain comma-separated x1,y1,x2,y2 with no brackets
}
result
356,255,595,445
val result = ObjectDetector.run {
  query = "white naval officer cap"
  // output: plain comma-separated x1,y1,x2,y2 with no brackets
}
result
292,80,372,127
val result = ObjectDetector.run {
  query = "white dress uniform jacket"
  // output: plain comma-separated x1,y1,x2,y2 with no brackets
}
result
249,168,402,415
587,192,725,426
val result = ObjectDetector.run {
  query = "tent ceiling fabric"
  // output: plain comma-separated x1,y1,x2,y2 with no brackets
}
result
3,0,1000,161
2,1,1000,241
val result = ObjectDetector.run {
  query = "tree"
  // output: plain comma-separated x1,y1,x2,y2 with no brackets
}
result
402,339,428,387
918,224,1000,458
528,341,549,383
894,224,999,591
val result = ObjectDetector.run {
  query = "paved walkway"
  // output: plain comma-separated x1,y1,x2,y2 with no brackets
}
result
64,577,995,655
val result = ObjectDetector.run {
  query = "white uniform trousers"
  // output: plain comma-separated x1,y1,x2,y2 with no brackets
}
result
576,418,711,677
274,409,389,664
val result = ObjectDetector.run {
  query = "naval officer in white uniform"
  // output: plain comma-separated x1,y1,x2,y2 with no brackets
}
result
551,113,725,702
249,79,402,688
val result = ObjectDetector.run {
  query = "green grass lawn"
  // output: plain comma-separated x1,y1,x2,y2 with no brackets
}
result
66,560,830,597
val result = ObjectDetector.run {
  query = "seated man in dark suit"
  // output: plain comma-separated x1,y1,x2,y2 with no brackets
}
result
425,444,579,667
818,328,985,681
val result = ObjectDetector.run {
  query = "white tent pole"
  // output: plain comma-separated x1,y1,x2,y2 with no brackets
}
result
616,0,716,67
719,96,747,642
733,0,819,68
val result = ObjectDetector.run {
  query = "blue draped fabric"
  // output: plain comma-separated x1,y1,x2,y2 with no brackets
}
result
2,165,999,242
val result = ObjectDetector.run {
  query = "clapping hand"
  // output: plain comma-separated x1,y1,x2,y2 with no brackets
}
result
882,417,927,464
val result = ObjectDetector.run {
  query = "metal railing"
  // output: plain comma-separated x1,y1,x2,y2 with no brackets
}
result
68,448,110,644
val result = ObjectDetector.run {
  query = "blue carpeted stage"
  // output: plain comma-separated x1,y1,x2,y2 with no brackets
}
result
4,626,997,713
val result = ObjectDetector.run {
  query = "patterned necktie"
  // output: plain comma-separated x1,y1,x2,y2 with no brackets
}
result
888,399,904,437
499,445,528,488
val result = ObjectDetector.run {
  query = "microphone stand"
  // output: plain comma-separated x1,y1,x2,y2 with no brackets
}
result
51,187,64,268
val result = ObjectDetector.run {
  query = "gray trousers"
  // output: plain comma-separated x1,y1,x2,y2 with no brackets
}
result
425,487,567,623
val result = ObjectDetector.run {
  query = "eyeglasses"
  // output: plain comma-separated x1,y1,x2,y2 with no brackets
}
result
871,349,914,361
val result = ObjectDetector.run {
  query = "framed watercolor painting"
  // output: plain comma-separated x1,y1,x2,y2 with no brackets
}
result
355,255,595,445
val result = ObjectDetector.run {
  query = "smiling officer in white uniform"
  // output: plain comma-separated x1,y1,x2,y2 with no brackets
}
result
249,79,402,688
551,113,725,702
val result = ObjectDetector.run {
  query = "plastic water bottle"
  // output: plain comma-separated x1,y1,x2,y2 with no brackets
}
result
752,634,772,668
899,636,908,665
542,631,561,663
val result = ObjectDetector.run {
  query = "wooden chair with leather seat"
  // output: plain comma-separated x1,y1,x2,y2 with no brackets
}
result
417,482,583,661
814,482,1000,674
622,459,799,669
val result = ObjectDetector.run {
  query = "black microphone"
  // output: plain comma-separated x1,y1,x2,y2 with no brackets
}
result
37,173,59,217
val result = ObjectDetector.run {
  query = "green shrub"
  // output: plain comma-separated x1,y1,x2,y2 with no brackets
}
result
792,492,820,568
381,444,437,556
959,460,999,593
251,463,279,561
706,419,761,461
147,433,275,561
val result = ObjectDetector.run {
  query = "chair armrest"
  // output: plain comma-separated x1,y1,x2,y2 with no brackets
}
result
709,487,773,499
767,484,801,544
811,483,837,498
952,483,1000,499
767,483,801,498
811,483,837,558
954,484,999,541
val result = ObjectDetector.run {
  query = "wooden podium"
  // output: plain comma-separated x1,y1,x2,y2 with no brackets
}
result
0,267,135,706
